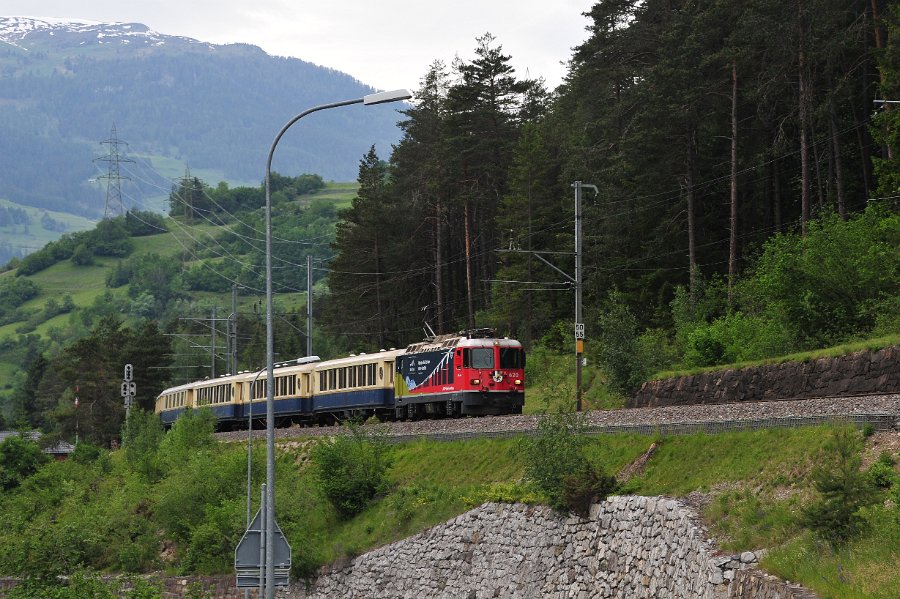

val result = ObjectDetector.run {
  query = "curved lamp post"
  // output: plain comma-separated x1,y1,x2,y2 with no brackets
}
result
263,89,411,598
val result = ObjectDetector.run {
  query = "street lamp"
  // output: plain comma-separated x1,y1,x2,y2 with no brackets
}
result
262,88,411,598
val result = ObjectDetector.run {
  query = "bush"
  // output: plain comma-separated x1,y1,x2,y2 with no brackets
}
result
123,409,164,481
802,427,877,545
594,290,647,394
124,210,167,236
181,500,245,574
89,218,133,257
742,206,899,347
310,422,391,518
70,442,105,465
868,452,897,489
683,312,793,367
561,462,618,517
0,434,49,491
154,446,251,547
158,408,216,473
70,242,94,266
522,411,617,514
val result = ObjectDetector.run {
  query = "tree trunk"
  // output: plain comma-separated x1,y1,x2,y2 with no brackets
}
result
812,122,825,214
830,98,847,219
374,236,385,349
851,100,874,194
870,0,893,160
799,2,811,235
434,197,445,333
728,61,738,305
464,199,475,332
773,157,783,233
685,126,697,302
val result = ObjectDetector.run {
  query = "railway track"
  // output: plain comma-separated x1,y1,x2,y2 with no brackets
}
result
216,392,900,443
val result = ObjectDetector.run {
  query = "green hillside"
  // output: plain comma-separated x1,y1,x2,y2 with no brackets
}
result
0,416,895,598
0,180,357,412
0,198,96,265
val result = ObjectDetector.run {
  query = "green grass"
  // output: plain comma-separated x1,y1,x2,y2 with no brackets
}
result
651,334,900,380
315,439,526,563
297,182,359,210
0,197,96,259
624,427,830,496
763,508,900,599
132,153,257,190
524,348,626,414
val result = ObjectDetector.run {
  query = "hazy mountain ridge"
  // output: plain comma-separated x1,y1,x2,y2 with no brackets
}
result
0,16,403,224
1,16,228,57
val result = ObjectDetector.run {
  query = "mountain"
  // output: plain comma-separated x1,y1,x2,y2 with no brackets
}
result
0,17,406,220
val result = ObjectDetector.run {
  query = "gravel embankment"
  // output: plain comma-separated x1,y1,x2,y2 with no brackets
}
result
216,393,900,443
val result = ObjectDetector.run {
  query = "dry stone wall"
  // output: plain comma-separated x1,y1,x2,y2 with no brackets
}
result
277,497,813,599
630,346,900,408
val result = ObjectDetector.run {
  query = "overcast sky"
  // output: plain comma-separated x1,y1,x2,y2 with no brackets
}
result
6,1,596,92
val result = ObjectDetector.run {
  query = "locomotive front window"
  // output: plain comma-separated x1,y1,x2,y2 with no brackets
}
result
466,348,494,369
499,347,523,369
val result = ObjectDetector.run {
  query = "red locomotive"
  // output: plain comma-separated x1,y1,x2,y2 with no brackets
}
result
394,329,525,418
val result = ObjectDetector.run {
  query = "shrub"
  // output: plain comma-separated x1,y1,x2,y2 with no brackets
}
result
123,409,164,481
89,218,133,257
802,427,877,545
158,407,216,473
561,462,618,517
181,500,245,574
154,446,252,547
522,411,617,514
539,320,571,353
868,452,897,489
70,442,105,465
310,422,391,518
683,312,793,367
594,290,646,394
124,210,167,236
0,434,49,491
70,242,94,266
742,206,899,347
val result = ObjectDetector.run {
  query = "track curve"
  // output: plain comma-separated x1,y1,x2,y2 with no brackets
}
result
216,393,900,443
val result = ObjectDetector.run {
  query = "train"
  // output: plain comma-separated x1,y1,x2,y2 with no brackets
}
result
155,329,525,428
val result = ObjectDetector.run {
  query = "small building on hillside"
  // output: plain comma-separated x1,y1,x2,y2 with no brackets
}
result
0,431,76,460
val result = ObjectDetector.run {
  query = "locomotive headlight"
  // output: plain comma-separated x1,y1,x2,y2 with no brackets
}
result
471,378,481,385
514,379,522,386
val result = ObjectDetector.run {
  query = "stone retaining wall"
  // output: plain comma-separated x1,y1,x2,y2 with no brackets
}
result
630,346,900,408
277,498,813,599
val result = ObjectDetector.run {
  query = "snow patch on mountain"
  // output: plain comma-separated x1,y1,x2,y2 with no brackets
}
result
0,16,214,51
